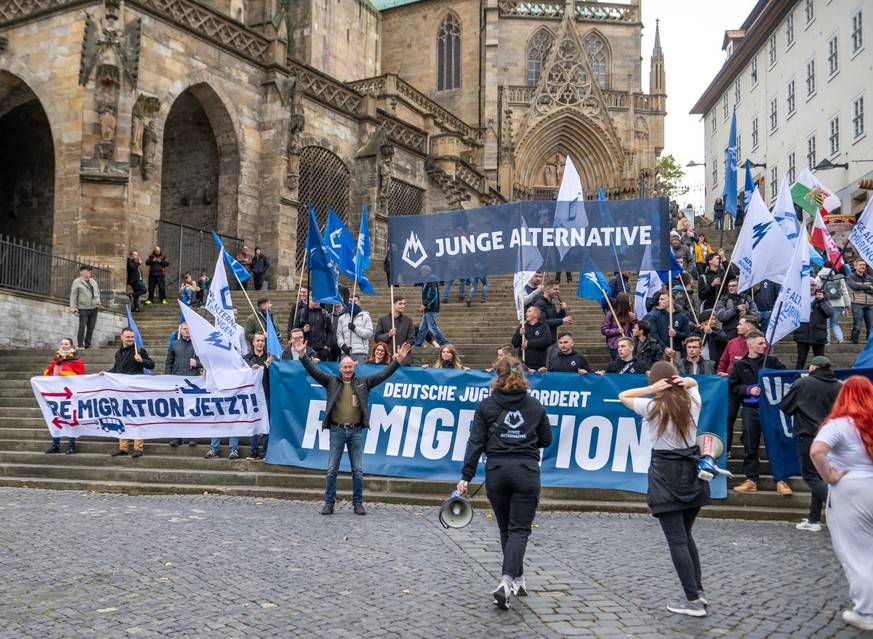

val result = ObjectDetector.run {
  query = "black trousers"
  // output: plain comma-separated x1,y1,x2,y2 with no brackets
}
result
656,507,703,601
148,274,166,301
740,406,762,482
795,342,825,371
77,308,98,348
253,272,266,291
129,281,146,310
485,459,540,580
726,396,740,451
797,433,828,523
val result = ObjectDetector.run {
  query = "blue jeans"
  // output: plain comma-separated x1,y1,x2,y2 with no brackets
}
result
210,437,239,452
325,425,364,506
467,277,488,301
413,312,448,346
52,436,76,446
249,434,269,456
442,279,467,300
851,303,873,342
826,308,844,344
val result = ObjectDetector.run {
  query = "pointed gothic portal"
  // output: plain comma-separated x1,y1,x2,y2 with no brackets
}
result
0,72,54,248
515,5,623,196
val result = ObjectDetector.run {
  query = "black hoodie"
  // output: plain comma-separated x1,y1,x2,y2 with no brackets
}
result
461,389,552,481
781,368,842,436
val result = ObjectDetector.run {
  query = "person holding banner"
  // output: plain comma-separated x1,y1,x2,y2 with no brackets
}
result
244,332,272,461
599,336,647,375
618,362,710,617
421,344,470,371
811,377,873,631
107,327,155,457
456,356,552,611
293,339,412,515
512,306,552,372
43,338,85,454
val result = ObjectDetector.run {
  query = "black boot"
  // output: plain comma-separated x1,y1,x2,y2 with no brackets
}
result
66,445,76,455
45,444,61,454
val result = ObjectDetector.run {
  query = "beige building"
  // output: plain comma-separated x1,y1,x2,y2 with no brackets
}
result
0,0,665,293
692,0,873,218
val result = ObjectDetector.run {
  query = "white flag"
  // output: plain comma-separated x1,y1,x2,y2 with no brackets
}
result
204,251,239,346
554,156,588,259
634,245,664,320
766,231,812,345
513,217,544,322
773,174,801,242
731,188,794,292
849,197,873,266
179,302,253,391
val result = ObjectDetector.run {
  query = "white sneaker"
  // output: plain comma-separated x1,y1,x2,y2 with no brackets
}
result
667,599,707,617
492,580,511,610
843,609,873,630
796,519,822,532
511,575,528,597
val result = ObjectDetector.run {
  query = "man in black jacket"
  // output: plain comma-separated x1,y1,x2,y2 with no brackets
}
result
540,333,590,374
781,356,841,532
374,296,415,365
792,282,835,369
294,296,334,361
244,332,272,460
106,327,155,457
165,322,201,447
729,331,787,494
697,253,723,315
512,306,552,372
126,250,146,312
294,339,411,515
144,246,169,305
532,279,571,344
715,278,760,339
598,337,647,374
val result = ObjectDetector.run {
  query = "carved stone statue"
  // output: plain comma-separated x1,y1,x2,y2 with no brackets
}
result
378,144,394,211
141,119,158,179
100,106,116,142
131,114,144,157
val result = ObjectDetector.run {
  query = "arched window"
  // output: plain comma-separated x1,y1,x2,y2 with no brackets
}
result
437,14,461,91
582,33,608,89
297,146,350,270
527,30,554,86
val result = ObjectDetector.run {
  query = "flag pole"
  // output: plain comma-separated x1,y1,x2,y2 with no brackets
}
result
229,265,264,332
668,269,674,354
682,285,700,325
390,284,397,354
599,286,625,337
292,257,307,327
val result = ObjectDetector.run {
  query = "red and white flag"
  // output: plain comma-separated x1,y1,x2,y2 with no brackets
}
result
810,212,843,269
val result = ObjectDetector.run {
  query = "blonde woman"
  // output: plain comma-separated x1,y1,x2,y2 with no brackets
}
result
422,344,470,371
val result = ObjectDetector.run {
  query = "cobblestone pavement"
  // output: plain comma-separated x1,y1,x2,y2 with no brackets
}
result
0,488,867,639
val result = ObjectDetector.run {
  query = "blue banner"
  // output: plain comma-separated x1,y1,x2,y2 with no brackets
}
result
758,367,873,481
266,363,728,498
387,198,671,284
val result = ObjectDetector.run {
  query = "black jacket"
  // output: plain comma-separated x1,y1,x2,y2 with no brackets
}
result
293,305,333,351
715,292,760,338
251,254,270,275
781,368,842,436
634,338,663,370
697,269,723,312
421,280,440,313
244,351,271,399
164,337,201,376
301,355,400,429
792,297,835,345
647,448,711,515
461,390,552,481
512,320,552,369
374,313,416,365
145,253,169,276
108,344,155,375
754,280,781,313
126,258,144,286
605,357,647,374
728,354,786,405
532,294,566,342
545,350,590,373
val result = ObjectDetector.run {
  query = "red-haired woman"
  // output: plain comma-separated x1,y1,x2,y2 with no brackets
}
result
43,338,85,454
811,376,873,631
367,342,392,365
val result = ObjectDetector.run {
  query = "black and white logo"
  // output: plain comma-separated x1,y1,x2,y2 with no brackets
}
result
503,411,524,429
402,232,428,268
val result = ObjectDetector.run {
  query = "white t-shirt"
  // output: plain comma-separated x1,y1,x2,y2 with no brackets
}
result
633,387,702,450
814,417,873,480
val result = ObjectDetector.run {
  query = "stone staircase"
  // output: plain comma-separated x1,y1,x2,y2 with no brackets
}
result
1,256,864,520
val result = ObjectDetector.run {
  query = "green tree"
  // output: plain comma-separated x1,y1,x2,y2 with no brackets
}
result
655,154,689,199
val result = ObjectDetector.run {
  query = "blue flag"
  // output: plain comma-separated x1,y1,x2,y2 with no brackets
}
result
265,309,283,358
125,304,150,375
355,204,371,274
577,270,611,302
743,160,755,210
657,252,684,281
597,184,606,201
723,106,738,218
324,208,375,294
306,207,343,304
211,231,250,283
856,339,873,368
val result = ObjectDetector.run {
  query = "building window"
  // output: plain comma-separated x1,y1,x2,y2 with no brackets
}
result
828,35,839,77
788,150,796,184
805,0,814,26
712,157,718,186
711,109,717,134
787,79,796,116
806,57,816,97
807,134,817,168
750,58,758,88
786,14,795,48
735,78,741,105
723,93,729,120
526,29,553,86
769,34,777,67
582,33,608,89
770,97,778,132
829,115,841,155
853,94,865,139
852,9,864,54
752,116,759,149
770,166,779,199
437,14,461,91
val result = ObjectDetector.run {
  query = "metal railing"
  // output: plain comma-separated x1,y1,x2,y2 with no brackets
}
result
0,234,112,305
155,222,243,292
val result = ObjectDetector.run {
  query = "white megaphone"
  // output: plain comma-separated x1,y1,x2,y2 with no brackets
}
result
439,490,475,529
695,433,734,481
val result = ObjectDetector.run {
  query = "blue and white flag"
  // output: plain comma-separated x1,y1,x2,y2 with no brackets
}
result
597,184,606,201
743,160,755,210
554,156,588,260
731,188,794,292
307,207,343,305
634,246,664,320
265,309,283,358
774,173,822,266
848,197,873,268
766,230,812,345
124,304,150,375
324,208,375,294
657,251,684,281
179,302,251,391
204,250,239,347
723,107,738,218
577,254,610,302
211,231,250,283
854,337,873,368
355,204,371,274
513,217,544,322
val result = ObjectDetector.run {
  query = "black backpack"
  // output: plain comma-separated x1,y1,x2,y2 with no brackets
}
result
822,274,843,300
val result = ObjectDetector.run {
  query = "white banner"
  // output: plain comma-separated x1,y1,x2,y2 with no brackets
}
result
30,371,268,440
204,251,239,345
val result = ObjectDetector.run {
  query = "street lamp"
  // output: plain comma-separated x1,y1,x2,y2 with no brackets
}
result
814,158,850,170
746,160,767,168
686,160,706,168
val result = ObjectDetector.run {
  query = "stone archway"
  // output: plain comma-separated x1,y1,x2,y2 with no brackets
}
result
0,72,54,246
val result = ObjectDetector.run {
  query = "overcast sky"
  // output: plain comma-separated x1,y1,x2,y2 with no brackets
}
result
640,0,758,208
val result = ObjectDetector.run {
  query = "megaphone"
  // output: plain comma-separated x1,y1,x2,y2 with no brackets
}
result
439,490,475,529
695,433,734,481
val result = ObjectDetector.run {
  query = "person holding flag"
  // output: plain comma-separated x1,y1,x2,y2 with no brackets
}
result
43,337,85,455
105,327,155,457
600,292,635,361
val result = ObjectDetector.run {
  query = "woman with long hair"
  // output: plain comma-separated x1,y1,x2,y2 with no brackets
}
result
43,338,85,454
619,360,710,617
422,344,470,371
179,273,201,306
811,376,873,631
367,341,392,365
456,357,552,610
601,292,636,360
